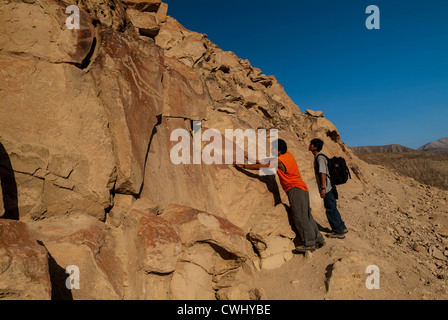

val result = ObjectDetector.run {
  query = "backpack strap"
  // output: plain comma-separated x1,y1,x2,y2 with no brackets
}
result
314,154,330,177
315,153,336,190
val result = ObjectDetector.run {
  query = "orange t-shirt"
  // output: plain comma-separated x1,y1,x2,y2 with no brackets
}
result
277,152,309,192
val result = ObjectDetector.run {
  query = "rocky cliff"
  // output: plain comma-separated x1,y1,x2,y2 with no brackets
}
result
1,0,447,300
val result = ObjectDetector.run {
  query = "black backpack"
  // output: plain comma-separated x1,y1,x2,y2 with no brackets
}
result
315,154,351,186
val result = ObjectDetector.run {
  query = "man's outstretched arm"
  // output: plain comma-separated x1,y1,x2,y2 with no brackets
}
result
233,158,286,172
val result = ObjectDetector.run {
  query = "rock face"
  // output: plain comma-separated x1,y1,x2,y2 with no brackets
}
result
0,0,95,65
0,220,51,299
28,214,125,300
89,26,164,195
0,0,393,300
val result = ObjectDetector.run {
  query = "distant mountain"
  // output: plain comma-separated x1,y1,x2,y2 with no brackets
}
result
351,144,417,153
418,137,448,154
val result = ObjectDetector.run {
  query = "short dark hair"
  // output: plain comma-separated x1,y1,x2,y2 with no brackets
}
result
310,138,324,152
273,139,287,154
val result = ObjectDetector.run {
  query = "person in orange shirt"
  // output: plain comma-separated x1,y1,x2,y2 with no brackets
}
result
234,139,325,252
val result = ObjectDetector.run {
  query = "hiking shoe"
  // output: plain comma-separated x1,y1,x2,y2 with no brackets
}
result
326,232,345,239
294,245,316,253
316,240,326,248
330,228,348,234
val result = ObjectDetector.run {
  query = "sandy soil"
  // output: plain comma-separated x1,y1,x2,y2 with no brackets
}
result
251,158,448,300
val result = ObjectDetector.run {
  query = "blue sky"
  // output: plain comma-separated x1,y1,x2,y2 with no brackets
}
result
165,0,448,148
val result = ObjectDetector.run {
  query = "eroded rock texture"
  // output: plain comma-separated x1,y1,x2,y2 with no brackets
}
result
0,0,364,300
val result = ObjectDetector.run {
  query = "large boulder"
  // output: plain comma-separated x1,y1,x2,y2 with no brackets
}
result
127,9,161,37
121,198,182,299
0,0,95,65
28,214,124,300
247,205,296,270
0,219,51,300
160,204,256,300
155,16,186,50
161,204,251,261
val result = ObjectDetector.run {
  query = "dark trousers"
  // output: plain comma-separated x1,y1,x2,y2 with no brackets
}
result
324,190,346,234
287,187,324,246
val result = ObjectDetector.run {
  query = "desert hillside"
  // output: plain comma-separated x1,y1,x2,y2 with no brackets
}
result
0,0,447,301
352,144,418,153
254,157,448,299
355,152,448,191
418,137,448,154
352,137,448,154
